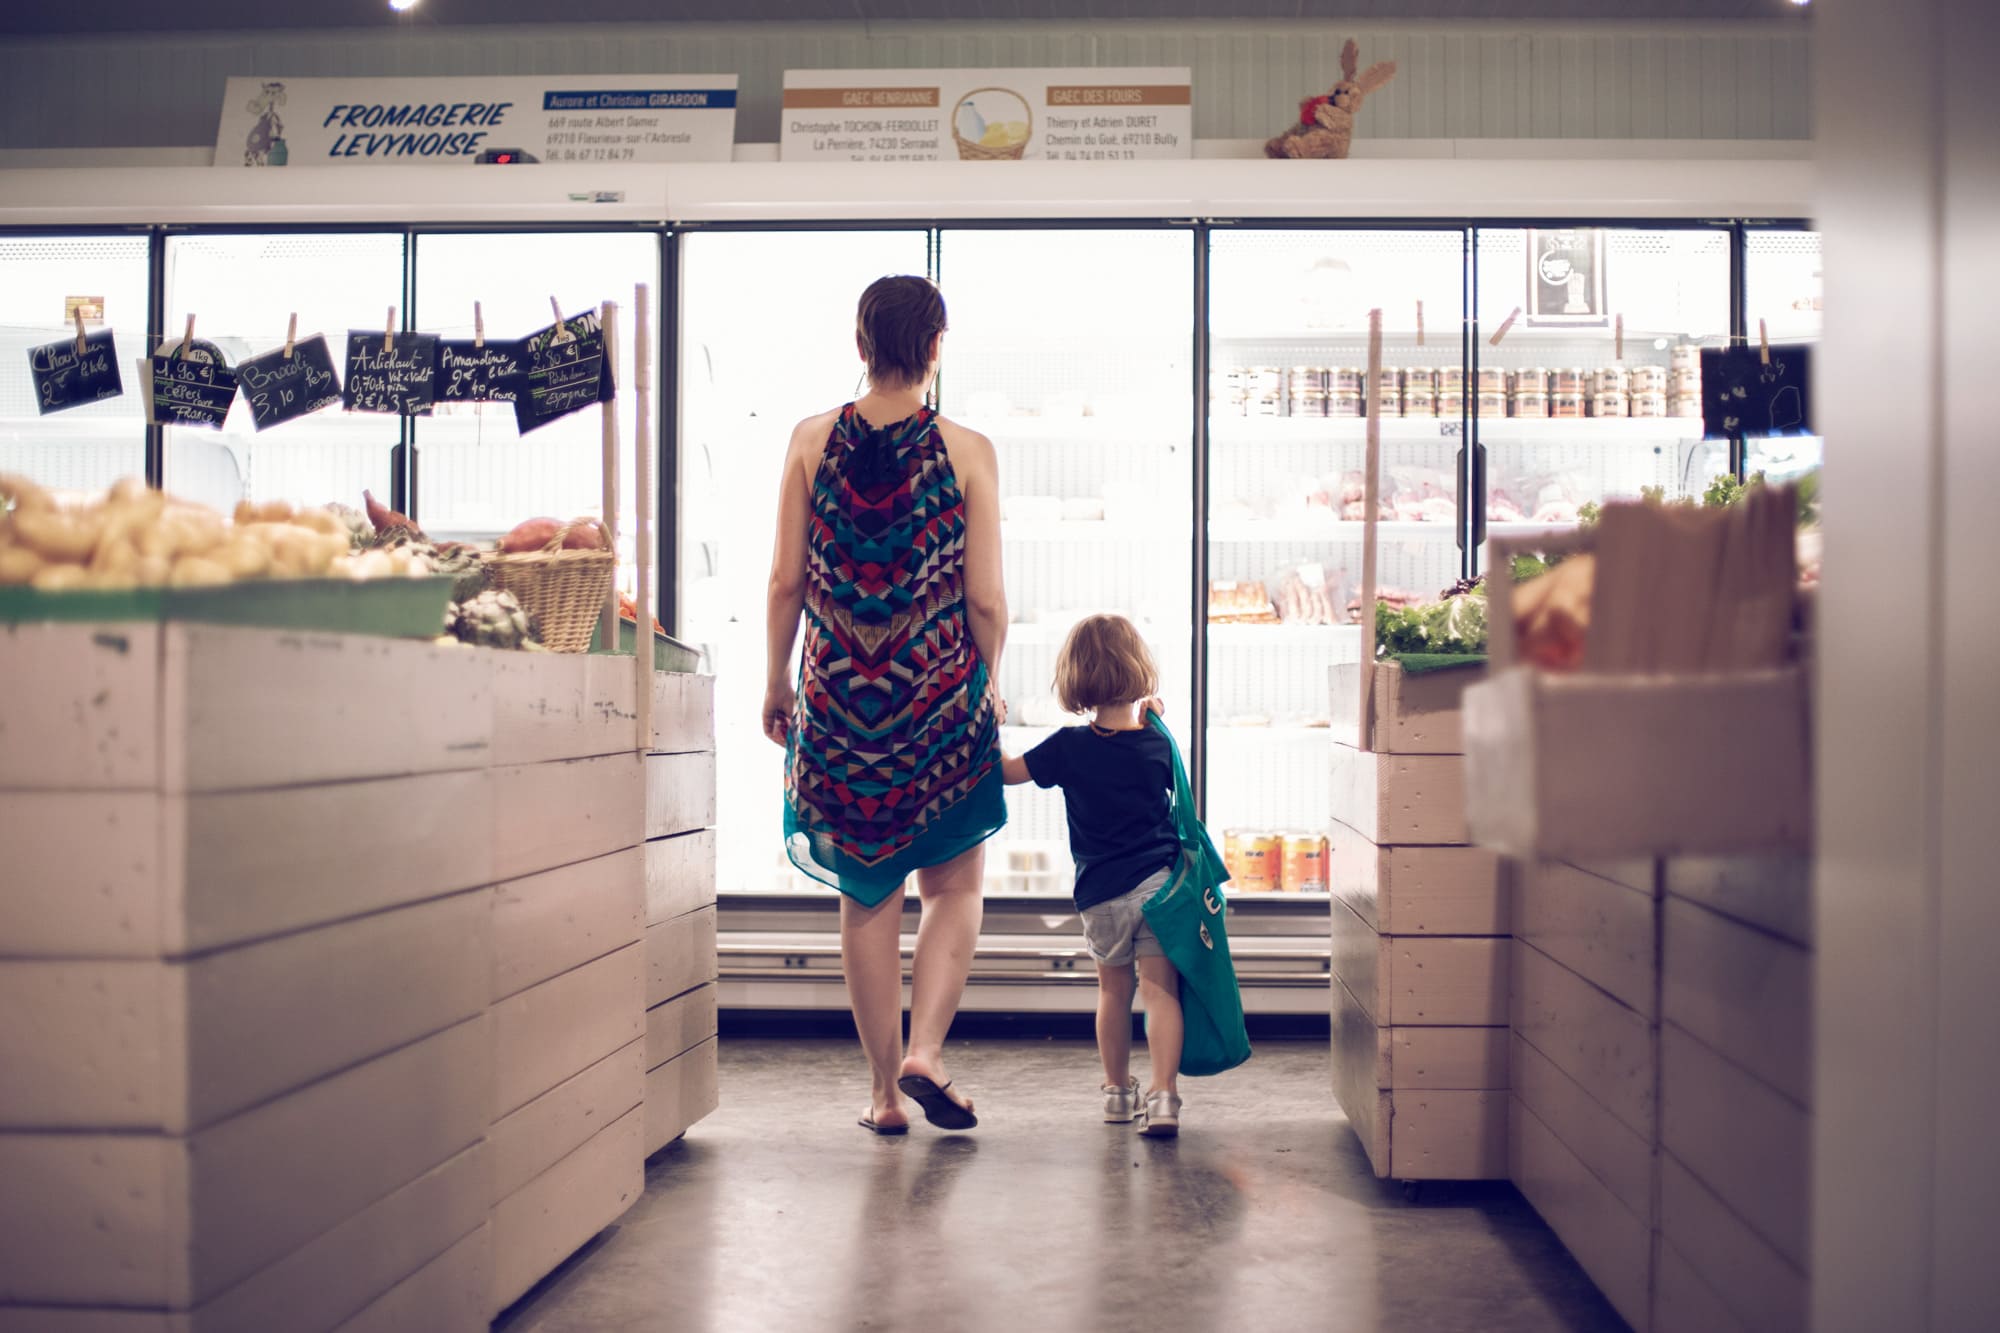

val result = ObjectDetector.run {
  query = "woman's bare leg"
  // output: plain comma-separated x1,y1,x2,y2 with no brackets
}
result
1096,961,1137,1088
900,841,985,1110
841,883,909,1127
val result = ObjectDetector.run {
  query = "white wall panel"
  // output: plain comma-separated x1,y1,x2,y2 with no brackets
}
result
0,22,1808,152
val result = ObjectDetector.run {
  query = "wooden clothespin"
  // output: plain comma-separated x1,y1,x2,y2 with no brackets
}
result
1614,313,1625,362
1488,305,1521,346
179,314,196,360
1415,299,1425,347
74,308,87,355
284,313,298,360
474,300,485,349
385,306,397,356
1759,318,1770,366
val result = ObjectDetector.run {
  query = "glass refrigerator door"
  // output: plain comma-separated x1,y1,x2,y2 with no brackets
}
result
937,227,1196,900
679,229,931,898
0,234,150,492
1744,227,1823,482
162,232,406,513
1473,226,1731,561
1205,229,1465,872
411,231,661,557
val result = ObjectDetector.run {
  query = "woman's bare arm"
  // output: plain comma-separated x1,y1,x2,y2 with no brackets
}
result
943,421,1007,684
1001,754,1032,785
761,416,825,743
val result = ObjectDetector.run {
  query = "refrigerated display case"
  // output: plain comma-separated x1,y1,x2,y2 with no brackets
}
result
160,232,406,515
1744,226,1823,482
1471,225,1733,568
0,233,150,492
1205,228,1466,856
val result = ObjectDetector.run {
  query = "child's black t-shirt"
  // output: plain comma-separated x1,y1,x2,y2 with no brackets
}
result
1023,724,1179,911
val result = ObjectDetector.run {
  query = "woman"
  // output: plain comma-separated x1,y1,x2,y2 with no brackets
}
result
762,275,1007,1134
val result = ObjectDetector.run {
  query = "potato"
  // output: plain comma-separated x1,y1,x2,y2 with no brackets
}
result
30,562,91,591
233,499,257,526
338,549,396,581
132,554,172,586
91,539,140,578
255,499,296,524
169,555,231,587
561,518,610,551
85,569,138,590
0,473,53,513
12,509,100,563
0,545,42,585
291,507,344,538
501,516,563,553
216,537,271,579
107,477,153,506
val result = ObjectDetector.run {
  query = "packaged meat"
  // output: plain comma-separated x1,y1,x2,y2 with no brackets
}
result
1207,579,1281,624
1273,561,1342,625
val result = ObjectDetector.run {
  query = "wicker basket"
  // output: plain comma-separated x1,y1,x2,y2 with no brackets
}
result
950,87,1033,161
485,519,615,653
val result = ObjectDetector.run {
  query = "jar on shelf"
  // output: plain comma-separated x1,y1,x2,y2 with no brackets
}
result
1669,366,1702,396
1282,833,1330,894
1476,390,1508,418
1330,366,1364,395
1374,367,1402,402
1671,392,1703,418
1553,367,1591,396
1552,391,1587,419
1593,365,1630,396
1671,342,1702,372
1288,386,1327,417
1437,390,1465,418
1403,386,1438,418
1404,366,1439,394
1592,390,1630,418
1438,366,1466,395
1629,365,1669,395
1225,832,1282,892
1511,388,1550,418
1329,390,1365,418
1631,390,1669,418
1476,366,1510,395
1245,366,1285,416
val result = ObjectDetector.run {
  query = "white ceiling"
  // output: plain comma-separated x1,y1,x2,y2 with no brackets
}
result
1,1,1812,39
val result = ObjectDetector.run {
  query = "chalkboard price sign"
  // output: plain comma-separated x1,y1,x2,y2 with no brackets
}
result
146,354,239,429
436,338,527,404
344,332,439,416
29,330,125,415
237,335,344,432
513,311,616,436
1701,344,1813,439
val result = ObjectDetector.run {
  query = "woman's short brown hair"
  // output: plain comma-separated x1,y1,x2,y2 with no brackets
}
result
856,275,947,390
1054,614,1159,714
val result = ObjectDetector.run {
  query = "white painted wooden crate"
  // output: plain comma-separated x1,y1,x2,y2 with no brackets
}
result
1330,659,1484,755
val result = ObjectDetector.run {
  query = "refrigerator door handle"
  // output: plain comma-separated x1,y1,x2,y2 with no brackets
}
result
1455,445,1467,552
1471,443,1488,555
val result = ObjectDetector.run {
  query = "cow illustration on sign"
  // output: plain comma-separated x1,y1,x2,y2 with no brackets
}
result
244,82,288,166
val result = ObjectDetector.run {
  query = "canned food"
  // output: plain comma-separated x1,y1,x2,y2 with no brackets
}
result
1593,366,1629,396
1476,390,1508,418
1330,366,1364,394
1671,392,1703,418
1375,367,1402,399
1290,365,1326,393
1403,367,1439,394
1552,391,1587,419
1671,343,1702,372
1669,366,1702,395
1629,365,1669,394
1438,367,1465,394
1591,390,1629,418
1287,391,1326,418
1437,390,1465,418
1476,366,1510,395
1553,367,1591,396
1282,834,1330,894
1226,831,1283,892
1329,391,1365,418
1246,366,1285,417
1631,390,1669,418
1510,367,1548,396
1402,387,1438,418
1511,389,1549,418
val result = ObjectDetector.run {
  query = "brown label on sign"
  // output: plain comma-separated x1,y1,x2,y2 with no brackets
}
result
782,87,941,109
1045,85,1191,107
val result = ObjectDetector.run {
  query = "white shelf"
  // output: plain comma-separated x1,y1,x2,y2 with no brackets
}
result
1207,723,1338,741
1208,416,1459,445
999,519,1160,543
962,416,1184,442
1477,417,1707,442
1207,517,1458,544
1206,622,1362,648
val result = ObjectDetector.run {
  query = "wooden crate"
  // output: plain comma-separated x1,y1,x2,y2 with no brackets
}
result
645,1036,720,1158
1514,858,1658,1018
1511,1092,1653,1332
1511,939,1654,1141
1330,659,1484,755
489,1108,643,1318
647,905,720,1011
1332,897,1509,1027
646,829,717,926
491,944,645,1122
1657,1152,1808,1333
646,751,718,841
489,1040,645,1205
647,982,719,1074
1329,742,1467,847
490,848,645,1003
1330,820,1509,936
333,1223,490,1333
650,671,717,755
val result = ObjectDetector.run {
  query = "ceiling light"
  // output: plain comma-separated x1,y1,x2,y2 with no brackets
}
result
389,0,422,12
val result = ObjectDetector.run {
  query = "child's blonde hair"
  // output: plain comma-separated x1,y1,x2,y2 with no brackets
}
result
1054,614,1159,714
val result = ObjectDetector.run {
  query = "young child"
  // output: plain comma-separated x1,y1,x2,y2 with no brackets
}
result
1001,613,1185,1137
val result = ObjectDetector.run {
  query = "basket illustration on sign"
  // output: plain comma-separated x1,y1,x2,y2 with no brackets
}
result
244,81,288,167
951,87,1033,160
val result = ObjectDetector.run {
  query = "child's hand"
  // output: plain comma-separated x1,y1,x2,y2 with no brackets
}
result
1141,695,1167,721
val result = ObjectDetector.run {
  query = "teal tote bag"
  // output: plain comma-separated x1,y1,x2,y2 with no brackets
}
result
1141,713,1252,1077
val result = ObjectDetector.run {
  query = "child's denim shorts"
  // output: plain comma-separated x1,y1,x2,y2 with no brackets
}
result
1079,868,1171,966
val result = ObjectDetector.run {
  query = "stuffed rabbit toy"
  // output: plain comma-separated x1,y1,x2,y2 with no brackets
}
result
1265,39,1397,159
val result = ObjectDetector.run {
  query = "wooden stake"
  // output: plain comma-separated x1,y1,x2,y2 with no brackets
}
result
385,305,396,356
633,282,655,754
1358,307,1383,753
180,314,196,360
283,313,297,360
1415,299,1425,347
474,301,484,349
599,300,622,655
74,308,87,355
1759,318,1770,365
1615,313,1625,362
1488,306,1521,346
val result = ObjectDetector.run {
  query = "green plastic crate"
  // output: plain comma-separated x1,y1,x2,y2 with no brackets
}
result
0,576,454,639
588,616,703,673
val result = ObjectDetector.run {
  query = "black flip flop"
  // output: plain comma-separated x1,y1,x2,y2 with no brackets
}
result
858,1114,909,1136
897,1074,978,1131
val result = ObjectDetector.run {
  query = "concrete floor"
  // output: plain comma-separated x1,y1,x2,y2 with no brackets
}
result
495,1036,1626,1333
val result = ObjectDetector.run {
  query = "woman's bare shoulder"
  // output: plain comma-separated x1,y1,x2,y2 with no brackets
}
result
932,413,996,476
791,407,844,447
